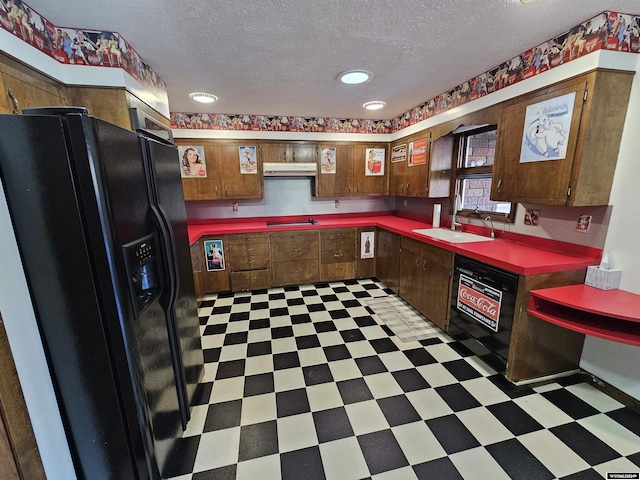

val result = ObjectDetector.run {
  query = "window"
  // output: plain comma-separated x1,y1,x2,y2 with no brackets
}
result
452,125,514,222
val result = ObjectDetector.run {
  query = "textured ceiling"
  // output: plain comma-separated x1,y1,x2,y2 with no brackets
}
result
22,0,640,119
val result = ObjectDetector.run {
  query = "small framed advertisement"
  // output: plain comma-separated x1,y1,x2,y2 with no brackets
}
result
360,231,375,259
204,239,225,271
519,91,576,163
391,144,406,163
408,138,427,166
178,146,207,178
239,146,258,174
321,147,337,174
365,148,385,176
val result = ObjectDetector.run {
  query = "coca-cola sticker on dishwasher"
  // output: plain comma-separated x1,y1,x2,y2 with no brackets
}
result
456,274,503,332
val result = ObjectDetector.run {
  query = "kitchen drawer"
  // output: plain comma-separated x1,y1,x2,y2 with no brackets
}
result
320,228,356,244
271,234,318,262
320,248,355,265
228,253,270,271
272,260,319,287
271,230,318,245
320,262,356,282
230,269,271,292
230,232,270,246
228,242,270,257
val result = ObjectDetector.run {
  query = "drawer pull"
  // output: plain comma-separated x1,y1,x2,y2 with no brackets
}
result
334,254,342,257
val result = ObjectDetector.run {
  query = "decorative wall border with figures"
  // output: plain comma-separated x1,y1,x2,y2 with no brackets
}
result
1,3,637,135
170,11,640,134
0,0,167,104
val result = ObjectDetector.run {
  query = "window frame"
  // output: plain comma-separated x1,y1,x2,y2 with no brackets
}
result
451,124,515,223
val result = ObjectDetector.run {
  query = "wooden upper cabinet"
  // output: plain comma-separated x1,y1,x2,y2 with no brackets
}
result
352,143,388,195
219,141,262,198
260,141,316,163
317,142,388,197
177,139,263,201
390,134,429,198
492,69,634,206
317,143,353,197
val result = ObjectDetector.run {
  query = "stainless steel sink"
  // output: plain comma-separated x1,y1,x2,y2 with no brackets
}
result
267,218,318,227
412,228,494,243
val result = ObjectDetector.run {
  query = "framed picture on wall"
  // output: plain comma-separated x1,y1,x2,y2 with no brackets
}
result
178,146,207,178
204,239,225,271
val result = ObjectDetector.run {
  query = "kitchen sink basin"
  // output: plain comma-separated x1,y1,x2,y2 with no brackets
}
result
267,218,318,227
412,228,494,243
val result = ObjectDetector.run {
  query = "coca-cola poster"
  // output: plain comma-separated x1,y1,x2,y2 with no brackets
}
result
456,274,502,332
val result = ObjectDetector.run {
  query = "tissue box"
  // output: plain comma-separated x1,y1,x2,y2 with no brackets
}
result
585,265,622,290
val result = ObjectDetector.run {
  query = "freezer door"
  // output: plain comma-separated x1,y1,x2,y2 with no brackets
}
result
141,137,204,423
0,113,141,479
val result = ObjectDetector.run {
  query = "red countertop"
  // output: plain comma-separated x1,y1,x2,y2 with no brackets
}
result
188,212,600,276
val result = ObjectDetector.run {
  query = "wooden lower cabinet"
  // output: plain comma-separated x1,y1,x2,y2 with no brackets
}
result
271,231,319,287
320,228,356,282
199,235,230,296
506,269,586,383
375,229,400,293
227,233,271,292
399,237,453,331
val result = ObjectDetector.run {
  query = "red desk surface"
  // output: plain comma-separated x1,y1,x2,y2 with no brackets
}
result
188,214,599,276
530,284,640,323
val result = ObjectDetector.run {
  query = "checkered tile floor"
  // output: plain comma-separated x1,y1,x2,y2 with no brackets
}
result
164,279,640,480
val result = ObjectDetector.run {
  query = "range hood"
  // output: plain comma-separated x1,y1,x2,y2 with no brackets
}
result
263,162,317,177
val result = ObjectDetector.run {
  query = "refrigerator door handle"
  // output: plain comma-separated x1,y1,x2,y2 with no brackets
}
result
149,204,180,309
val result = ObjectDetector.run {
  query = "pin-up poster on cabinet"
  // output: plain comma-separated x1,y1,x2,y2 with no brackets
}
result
365,148,385,176
519,92,576,163
204,239,225,271
321,147,337,174
239,146,258,174
178,146,207,178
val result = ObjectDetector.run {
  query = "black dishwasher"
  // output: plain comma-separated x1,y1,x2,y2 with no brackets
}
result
449,256,519,373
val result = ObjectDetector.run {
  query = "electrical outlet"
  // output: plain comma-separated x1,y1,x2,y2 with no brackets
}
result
335,200,340,208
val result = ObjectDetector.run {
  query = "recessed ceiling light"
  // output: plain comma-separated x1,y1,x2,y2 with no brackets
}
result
337,70,373,84
363,101,386,111
189,92,218,103
519,0,545,3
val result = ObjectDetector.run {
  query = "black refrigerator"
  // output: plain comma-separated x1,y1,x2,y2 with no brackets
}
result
0,107,204,479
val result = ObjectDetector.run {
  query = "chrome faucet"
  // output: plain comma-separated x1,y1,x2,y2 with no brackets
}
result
451,194,462,230
484,215,496,238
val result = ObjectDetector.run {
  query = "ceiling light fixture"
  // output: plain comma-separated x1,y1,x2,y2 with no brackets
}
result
189,92,218,104
519,0,545,3
337,70,373,84
363,101,386,111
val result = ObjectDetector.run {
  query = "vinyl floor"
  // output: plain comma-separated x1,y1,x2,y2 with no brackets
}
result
164,278,640,480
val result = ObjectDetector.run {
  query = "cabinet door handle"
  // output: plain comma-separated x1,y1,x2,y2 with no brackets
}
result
415,257,420,267
423,258,428,270
497,179,502,193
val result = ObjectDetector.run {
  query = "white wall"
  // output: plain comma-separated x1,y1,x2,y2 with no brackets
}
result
579,54,640,401
394,197,610,249
186,177,395,220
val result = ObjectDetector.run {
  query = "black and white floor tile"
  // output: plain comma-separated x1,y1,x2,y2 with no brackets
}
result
164,279,640,480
